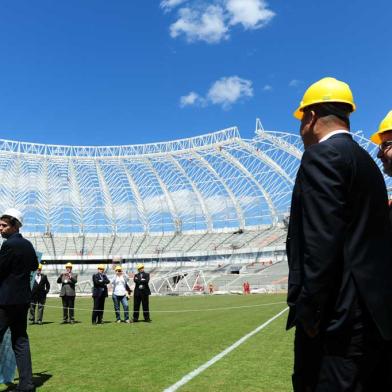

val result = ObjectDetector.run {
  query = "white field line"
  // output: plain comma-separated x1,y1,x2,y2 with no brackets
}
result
163,307,289,392
33,301,287,314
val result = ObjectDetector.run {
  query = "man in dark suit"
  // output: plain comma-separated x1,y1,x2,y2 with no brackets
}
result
57,262,78,324
0,208,38,391
133,263,151,322
287,77,392,391
91,264,110,324
29,264,50,325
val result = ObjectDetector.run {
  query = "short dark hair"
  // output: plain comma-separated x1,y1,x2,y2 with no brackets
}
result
0,215,21,228
304,102,352,128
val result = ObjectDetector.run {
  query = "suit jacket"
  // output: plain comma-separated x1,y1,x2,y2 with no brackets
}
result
134,272,151,296
31,273,50,300
57,272,78,297
92,272,110,298
286,133,392,340
0,232,38,305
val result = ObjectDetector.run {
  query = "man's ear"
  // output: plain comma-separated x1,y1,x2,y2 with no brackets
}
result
308,110,318,128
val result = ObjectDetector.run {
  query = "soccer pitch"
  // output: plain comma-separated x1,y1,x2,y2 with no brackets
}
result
1,294,293,392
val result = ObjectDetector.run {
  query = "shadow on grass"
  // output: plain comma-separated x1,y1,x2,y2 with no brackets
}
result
3,371,52,391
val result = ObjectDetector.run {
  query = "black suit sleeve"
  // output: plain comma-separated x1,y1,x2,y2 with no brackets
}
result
296,144,350,329
44,275,51,293
0,241,14,279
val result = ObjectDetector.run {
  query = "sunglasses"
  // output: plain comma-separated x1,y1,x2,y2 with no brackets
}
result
379,141,392,152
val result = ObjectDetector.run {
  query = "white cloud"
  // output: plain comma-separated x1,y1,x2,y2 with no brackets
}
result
180,91,205,107
289,79,301,87
226,0,275,29
263,84,272,91
164,0,275,44
170,5,228,44
180,76,253,109
160,0,188,11
207,76,253,109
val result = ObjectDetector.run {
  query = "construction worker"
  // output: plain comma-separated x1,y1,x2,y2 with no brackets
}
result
57,262,78,324
372,110,392,212
371,111,392,173
133,263,151,322
30,264,50,325
287,77,392,391
0,208,38,391
91,264,110,324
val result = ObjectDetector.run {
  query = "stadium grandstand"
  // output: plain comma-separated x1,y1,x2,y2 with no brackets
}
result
0,120,389,295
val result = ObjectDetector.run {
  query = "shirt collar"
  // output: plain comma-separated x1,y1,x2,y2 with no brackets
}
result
319,130,349,143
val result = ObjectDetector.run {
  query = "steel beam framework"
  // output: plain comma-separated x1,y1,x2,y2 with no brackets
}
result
0,123,388,234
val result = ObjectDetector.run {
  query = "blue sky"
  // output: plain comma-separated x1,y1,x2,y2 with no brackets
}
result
0,0,391,146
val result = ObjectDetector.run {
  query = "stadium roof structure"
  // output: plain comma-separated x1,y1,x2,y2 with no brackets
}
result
0,119,389,234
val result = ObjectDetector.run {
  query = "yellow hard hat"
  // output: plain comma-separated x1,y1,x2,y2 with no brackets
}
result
136,263,144,270
38,264,43,270
97,264,105,270
115,265,122,271
65,262,73,268
370,111,392,145
294,77,356,120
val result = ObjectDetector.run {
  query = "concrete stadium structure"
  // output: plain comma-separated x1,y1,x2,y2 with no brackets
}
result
0,120,388,294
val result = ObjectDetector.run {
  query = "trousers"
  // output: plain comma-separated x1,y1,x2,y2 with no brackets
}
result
133,294,150,321
293,320,392,391
92,296,106,323
0,304,34,390
29,297,46,322
61,296,75,321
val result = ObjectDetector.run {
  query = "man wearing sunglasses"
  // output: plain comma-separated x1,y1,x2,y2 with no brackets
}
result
287,77,392,391
371,111,392,177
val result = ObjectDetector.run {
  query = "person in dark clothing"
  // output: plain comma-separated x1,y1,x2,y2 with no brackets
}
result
29,264,50,325
133,263,151,322
287,78,392,391
57,262,78,324
91,264,110,325
0,208,38,392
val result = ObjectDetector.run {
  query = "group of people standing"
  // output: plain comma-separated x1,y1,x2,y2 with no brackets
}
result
3,76,392,392
90,262,152,325
29,262,152,326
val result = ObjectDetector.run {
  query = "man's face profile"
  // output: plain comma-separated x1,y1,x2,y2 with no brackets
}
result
0,219,17,239
378,131,392,176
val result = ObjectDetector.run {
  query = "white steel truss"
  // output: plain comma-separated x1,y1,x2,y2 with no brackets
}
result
0,121,388,234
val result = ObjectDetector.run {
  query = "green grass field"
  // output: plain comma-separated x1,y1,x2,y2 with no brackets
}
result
1,294,294,392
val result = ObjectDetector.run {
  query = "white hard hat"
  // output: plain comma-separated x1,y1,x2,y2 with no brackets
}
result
1,208,23,227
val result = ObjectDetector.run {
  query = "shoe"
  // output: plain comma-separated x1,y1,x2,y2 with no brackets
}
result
37,321,43,325
15,385,36,391
70,320,75,324
144,319,152,323
125,319,133,324
132,319,139,322
29,321,36,325
116,320,122,323
61,320,68,324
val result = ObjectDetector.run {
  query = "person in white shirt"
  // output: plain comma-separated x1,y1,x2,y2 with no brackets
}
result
111,266,131,323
